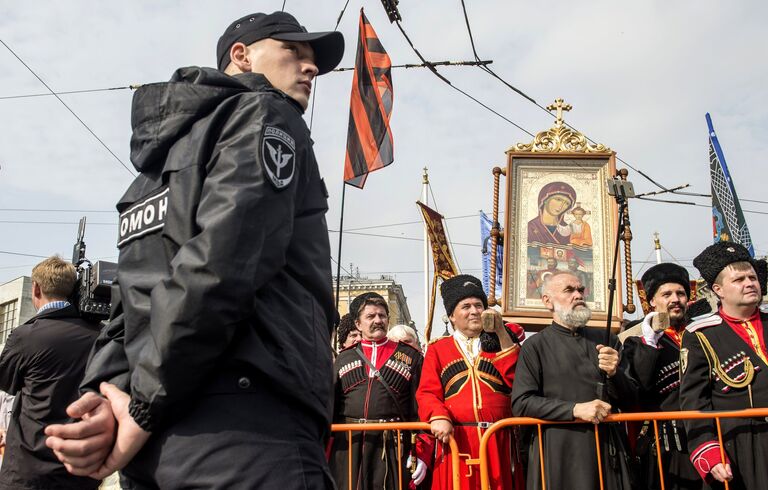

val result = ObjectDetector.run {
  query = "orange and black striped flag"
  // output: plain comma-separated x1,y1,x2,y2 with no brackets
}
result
344,9,393,189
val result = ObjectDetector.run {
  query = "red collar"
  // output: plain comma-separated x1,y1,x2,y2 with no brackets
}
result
719,308,760,324
360,338,390,348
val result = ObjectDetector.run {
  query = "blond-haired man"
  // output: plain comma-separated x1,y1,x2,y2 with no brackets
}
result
0,257,100,490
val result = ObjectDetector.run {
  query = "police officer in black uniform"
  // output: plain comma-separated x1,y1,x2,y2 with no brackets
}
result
45,11,344,489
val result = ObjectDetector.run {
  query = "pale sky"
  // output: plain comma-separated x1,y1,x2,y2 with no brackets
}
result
1,1,766,337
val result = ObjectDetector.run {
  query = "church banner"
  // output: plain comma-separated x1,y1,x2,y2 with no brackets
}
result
707,113,754,256
417,201,458,280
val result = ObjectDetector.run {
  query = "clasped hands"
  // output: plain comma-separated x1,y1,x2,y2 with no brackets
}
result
44,383,150,480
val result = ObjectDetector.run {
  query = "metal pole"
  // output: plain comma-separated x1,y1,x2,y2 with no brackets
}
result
654,232,662,264
335,183,347,312
422,167,430,333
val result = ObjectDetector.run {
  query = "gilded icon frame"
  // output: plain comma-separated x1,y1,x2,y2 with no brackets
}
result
501,153,623,331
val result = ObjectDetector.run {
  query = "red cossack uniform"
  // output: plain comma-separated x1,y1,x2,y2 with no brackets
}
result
416,332,524,490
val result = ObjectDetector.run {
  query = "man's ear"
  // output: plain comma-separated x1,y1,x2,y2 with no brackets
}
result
541,293,552,310
711,283,724,299
229,42,251,72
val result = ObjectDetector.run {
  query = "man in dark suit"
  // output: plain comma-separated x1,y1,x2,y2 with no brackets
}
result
0,256,101,489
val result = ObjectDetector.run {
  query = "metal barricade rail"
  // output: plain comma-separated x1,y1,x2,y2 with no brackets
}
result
478,408,768,490
331,421,461,490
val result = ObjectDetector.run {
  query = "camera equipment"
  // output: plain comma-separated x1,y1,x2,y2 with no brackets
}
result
597,176,635,402
71,217,116,321
605,178,636,199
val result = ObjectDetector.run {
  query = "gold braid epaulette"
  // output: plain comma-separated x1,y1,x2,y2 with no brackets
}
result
695,331,755,389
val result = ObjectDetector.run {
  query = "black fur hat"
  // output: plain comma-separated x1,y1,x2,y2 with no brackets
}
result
349,291,387,319
693,242,753,286
641,263,690,300
441,274,488,316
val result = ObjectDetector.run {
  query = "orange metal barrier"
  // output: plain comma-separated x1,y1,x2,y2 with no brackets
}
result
331,421,461,490
478,408,768,490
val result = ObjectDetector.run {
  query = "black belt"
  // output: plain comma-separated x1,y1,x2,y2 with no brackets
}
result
454,421,493,428
345,417,402,424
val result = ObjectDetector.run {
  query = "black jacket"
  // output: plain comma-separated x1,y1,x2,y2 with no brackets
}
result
80,67,335,432
0,305,100,490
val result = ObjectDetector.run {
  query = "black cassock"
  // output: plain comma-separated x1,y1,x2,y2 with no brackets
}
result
623,334,702,490
511,323,638,490
680,312,768,490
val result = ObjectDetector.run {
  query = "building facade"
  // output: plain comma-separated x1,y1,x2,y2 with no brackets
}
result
0,276,35,349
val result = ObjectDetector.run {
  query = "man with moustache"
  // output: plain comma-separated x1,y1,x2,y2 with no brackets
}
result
330,292,424,489
622,263,702,490
416,274,525,489
680,242,768,489
511,271,637,490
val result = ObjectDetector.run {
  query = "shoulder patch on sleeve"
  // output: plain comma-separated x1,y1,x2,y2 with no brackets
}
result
685,313,722,333
117,186,169,248
261,126,296,190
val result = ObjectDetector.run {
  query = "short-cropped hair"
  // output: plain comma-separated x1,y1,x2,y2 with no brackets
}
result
31,256,77,299
713,261,755,286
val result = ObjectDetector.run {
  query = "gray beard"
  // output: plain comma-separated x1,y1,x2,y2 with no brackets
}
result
556,304,592,328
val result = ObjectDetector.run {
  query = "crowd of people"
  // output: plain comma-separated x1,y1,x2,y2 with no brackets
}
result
0,8,765,490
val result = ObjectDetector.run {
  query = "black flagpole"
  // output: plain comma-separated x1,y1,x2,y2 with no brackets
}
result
335,182,348,312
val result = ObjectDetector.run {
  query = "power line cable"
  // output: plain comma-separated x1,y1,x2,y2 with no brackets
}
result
458,0,537,104
635,196,768,216
0,220,115,226
0,39,136,178
0,86,137,100
328,229,480,247
0,208,115,213
0,250,48,259
455,3,681,193
308,0,352,133
391,19,534,137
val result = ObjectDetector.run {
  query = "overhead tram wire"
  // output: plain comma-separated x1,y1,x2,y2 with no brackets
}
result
455,2,681,194
634,196,768,216
328,229,480,248
0,211,494,229
0,86,137,100
0,40,136,178
458,0,536,105
0,250,48,259
308,0,351,132
388,14,534,138
0,208,115,213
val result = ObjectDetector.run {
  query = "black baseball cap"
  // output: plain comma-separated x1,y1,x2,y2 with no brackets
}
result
216,12,344,74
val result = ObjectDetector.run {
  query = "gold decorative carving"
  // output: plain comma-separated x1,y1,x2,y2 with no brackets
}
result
510,98,611,154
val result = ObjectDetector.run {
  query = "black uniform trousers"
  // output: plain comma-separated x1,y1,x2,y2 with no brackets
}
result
120,372,333,490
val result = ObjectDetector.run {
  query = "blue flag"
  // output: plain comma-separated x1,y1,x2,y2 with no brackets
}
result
480,212,503,295
707,113,754,256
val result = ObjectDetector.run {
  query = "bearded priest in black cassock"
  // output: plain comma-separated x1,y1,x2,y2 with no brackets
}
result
511,271,638,490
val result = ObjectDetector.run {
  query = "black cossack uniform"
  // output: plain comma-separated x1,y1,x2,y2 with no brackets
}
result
623,334,702,490
81,67,336,489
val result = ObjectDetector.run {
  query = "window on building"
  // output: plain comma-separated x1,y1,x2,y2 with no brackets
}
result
0,300,19,344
